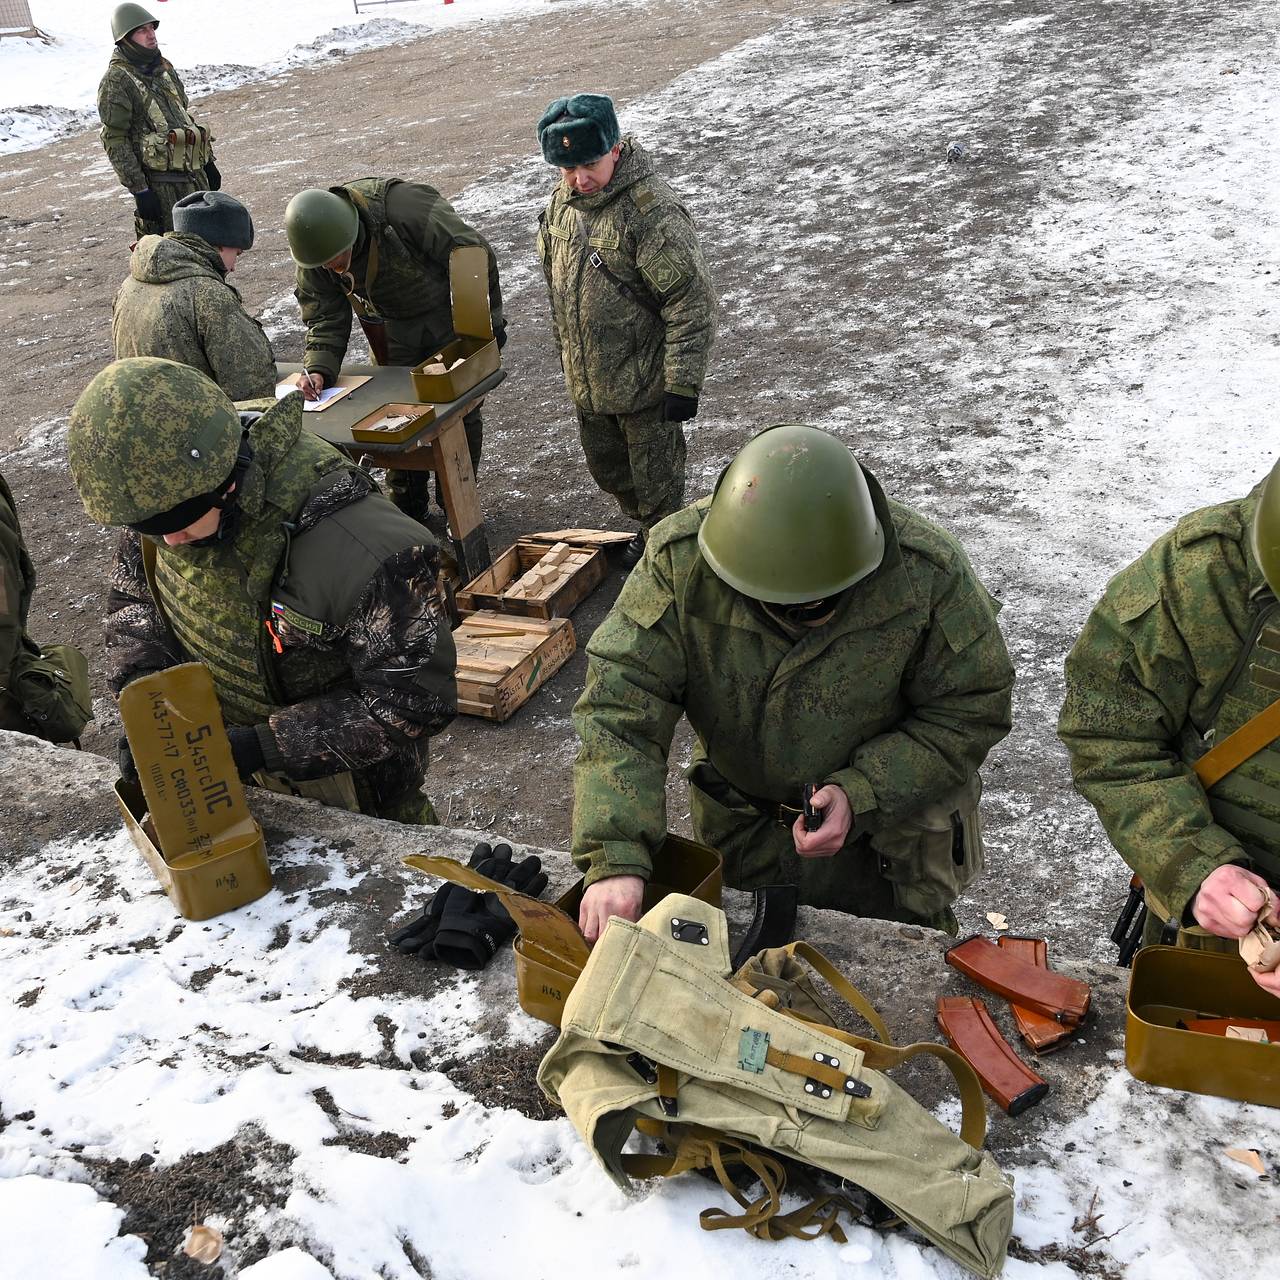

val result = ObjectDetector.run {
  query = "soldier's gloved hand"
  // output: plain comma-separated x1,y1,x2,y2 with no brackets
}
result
389,841,501,958
663,392,699,423
433,842,549,970
226,726,265,781
203,159,222,191
117,732,138,784
133,188,162,226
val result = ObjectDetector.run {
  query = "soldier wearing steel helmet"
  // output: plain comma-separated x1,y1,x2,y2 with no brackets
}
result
536,93,717,565
113,191,276,400
571,424,1014,942
68,357,457,823
98,5,220,239
285,181,505,523
1060,463,1280,995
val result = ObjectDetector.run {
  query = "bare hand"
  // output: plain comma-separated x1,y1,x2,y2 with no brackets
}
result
792,784,852,857
297,370,325,401
579,874,645,943
1249,964,1280,998
1191,864,1277,937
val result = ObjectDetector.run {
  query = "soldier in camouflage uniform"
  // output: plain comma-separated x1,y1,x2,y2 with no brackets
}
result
1059,466,1280,995
286,181,505,522
572,425,1014,941
113,191,276,401
536,93,716,561
1,472,93,745
98,5,219,240
67,358,457,824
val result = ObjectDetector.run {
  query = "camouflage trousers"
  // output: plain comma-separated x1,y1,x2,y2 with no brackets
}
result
381,314,483,523
576,403,686,530
135,170,209,239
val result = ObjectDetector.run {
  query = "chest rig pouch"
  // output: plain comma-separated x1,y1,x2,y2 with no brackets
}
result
537,895,1013,1279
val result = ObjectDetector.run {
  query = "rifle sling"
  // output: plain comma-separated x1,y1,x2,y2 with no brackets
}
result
1193,696,1280,790
572,210,663,318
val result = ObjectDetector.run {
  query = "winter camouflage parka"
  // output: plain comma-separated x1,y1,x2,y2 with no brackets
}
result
112,233,277,401
537,138,717,414
572,471,1014,910
1059,484,1280,928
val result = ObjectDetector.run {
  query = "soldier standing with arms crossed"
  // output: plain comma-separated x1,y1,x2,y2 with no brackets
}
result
98,5,220,240
536,93,717,566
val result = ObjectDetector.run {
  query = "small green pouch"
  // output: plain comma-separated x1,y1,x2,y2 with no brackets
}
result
10,643,93,743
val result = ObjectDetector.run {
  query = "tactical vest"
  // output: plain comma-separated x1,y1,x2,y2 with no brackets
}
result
1183,594,1280,880
114,59,212,174
152,430,355,726
336,179,448,322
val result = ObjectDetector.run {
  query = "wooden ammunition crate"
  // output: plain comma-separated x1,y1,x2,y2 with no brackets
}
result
454,611,576,721
456,538,606,619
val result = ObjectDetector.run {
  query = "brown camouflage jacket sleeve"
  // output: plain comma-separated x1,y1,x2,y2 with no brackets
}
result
97,65,147,193
263,544,457,780
104,531,185,695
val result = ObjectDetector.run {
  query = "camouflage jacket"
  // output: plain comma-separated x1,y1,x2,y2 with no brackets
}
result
104,396,457,785
538,138,717,415
295,177,504,386
572,471,1014,886
0,471,38,686
112,234,277,401
97,42,210,193
1059,485,1275,923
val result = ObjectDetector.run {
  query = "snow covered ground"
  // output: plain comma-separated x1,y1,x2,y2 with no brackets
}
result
0,0,577,154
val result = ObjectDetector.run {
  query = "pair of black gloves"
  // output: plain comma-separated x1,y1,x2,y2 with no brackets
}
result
133,160,222,227
390,841,548,970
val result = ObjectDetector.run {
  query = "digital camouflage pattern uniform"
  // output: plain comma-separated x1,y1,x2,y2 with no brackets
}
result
100,393,457,822
572,471,1014,920
1059,484,1280,944
97,39,212,238
537,138,716,528
113,233,276,401
294,178,504,518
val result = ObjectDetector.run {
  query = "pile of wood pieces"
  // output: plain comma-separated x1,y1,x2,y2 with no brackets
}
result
453,612,576,722
502,542,595,602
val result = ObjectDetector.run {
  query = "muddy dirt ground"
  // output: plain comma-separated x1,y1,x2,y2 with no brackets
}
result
5,0,1256,956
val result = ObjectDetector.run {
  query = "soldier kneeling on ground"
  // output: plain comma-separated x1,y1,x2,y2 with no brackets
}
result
1060,457,1280,996
571,424,1015,941
113,191,277,401
1,471,94,747
67,358,457,824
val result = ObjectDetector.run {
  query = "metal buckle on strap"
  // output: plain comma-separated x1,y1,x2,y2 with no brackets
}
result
775,803,803,827
588,250,603,269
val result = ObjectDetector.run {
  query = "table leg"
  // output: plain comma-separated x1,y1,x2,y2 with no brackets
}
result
432,416,492,579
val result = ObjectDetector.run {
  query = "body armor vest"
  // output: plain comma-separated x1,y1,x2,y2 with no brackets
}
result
153,428,354,726
1183,594,1280,880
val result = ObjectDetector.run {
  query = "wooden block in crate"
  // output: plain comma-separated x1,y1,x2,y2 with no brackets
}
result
456,538,607,619
454,612,576,722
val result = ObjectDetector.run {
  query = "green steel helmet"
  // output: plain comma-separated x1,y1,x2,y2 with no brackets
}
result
698,424,885,604
68,358,243,528
284,188,359,269
1253,457,1280,598
111,3,158,42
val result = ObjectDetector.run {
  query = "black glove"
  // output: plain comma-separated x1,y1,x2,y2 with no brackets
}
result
203,159,222,190
663,392,699,423
133,187,162,225
226,726,265,780
432,842,549,970
495,325,508,351
389,841,500,957
117,732,138,784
